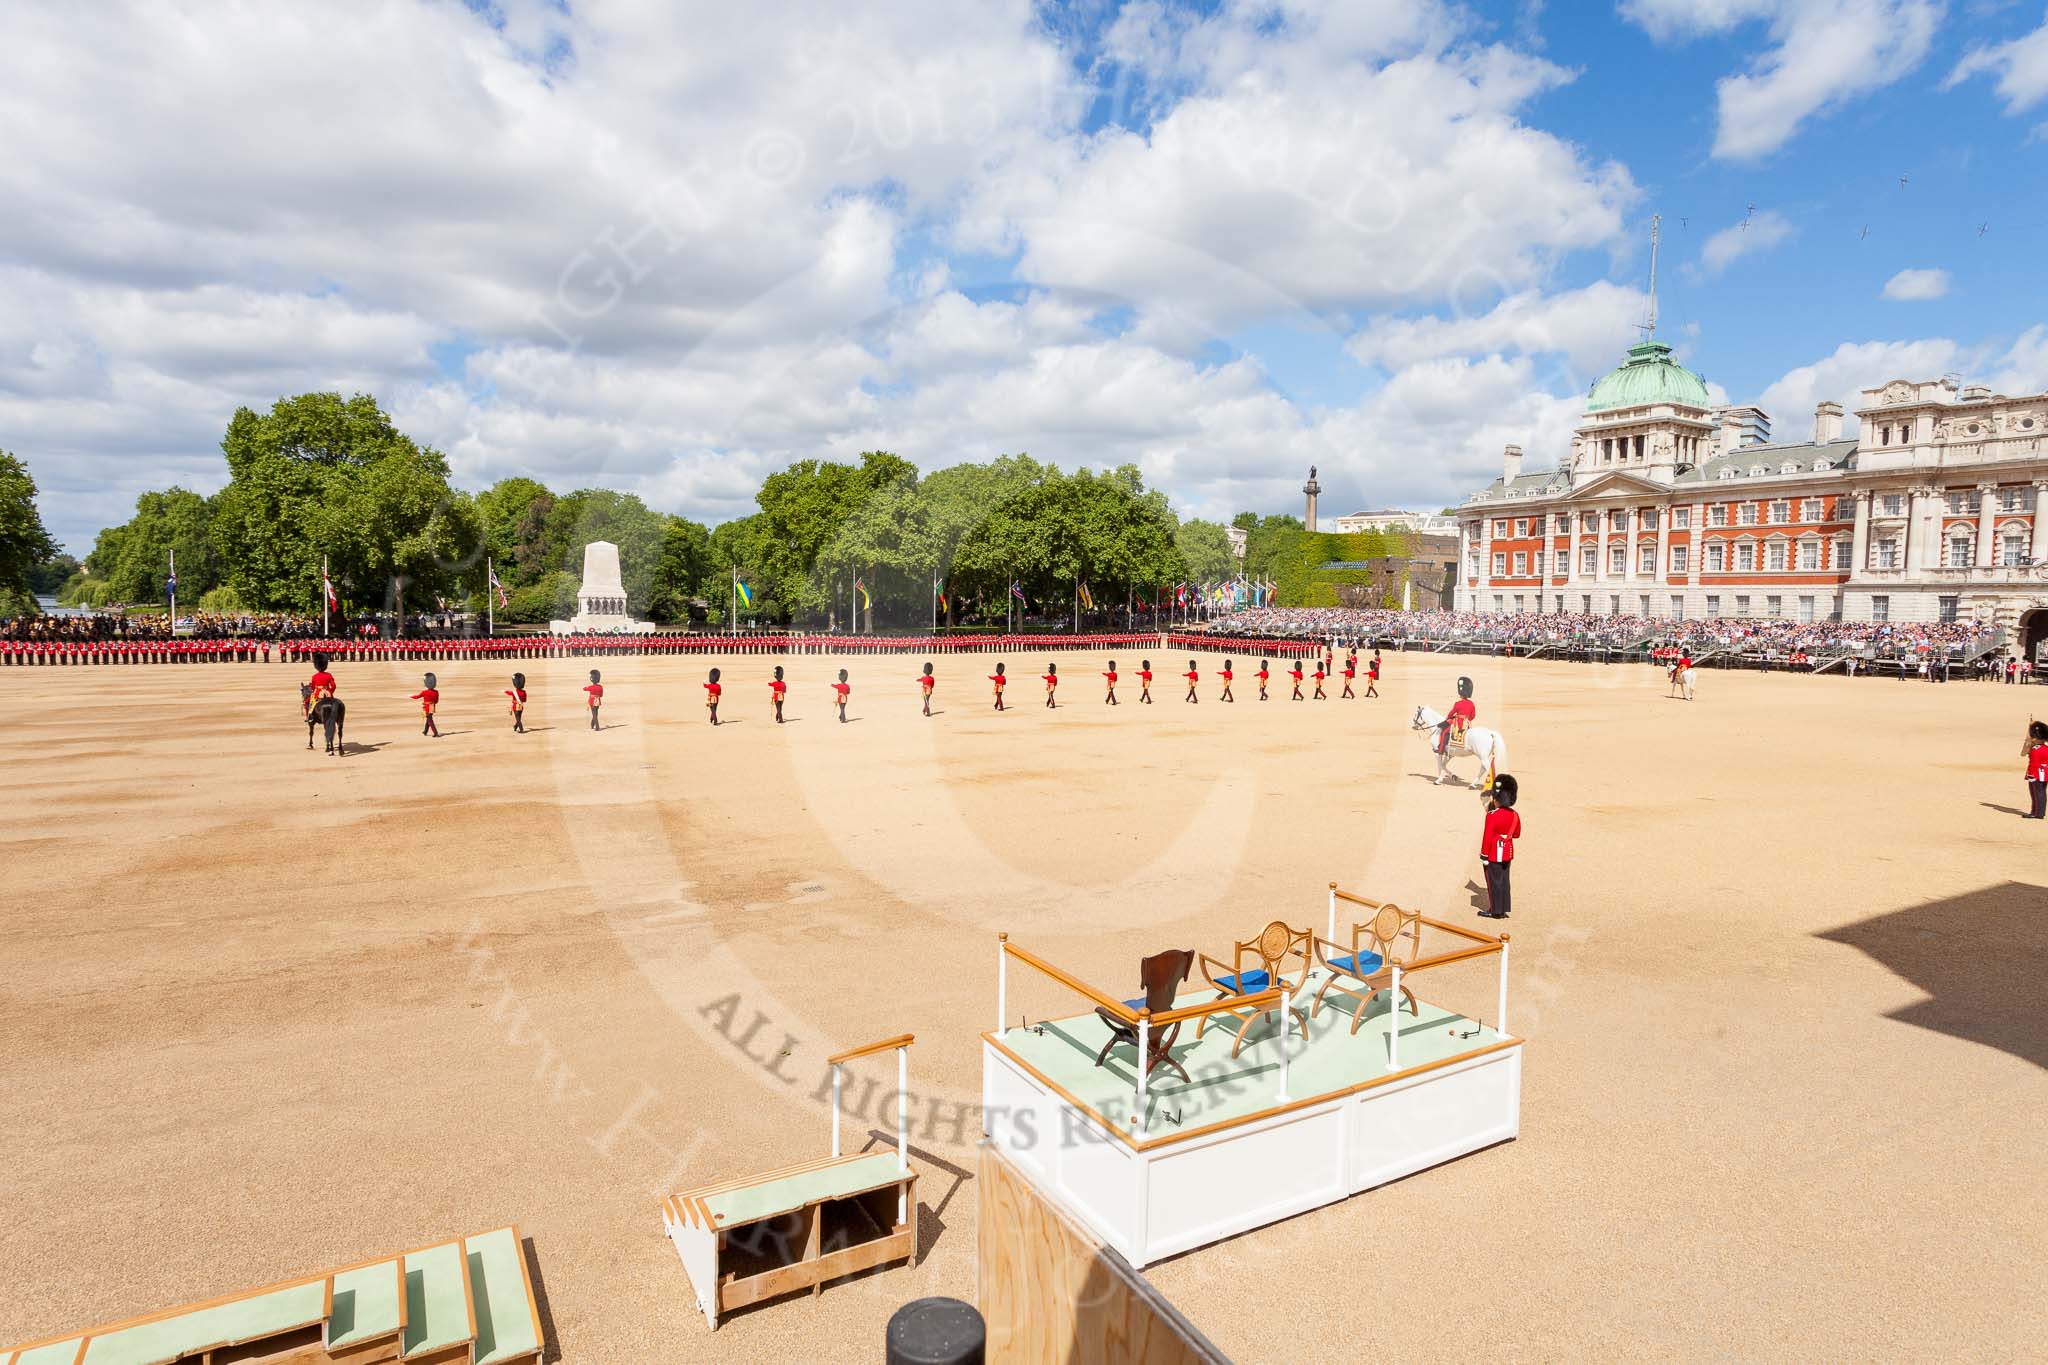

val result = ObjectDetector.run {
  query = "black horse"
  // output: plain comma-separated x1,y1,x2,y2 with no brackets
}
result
300,683,346,755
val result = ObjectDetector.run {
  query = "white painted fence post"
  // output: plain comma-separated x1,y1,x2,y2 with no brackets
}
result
1326,883,1337,947
1497,938,1509,1035
897,1046,910,1223
1387,965,1401,1071
997,934,1008,1033
830,1063,843,1157
1277,990,1292,1102
1134,1013,1149,1130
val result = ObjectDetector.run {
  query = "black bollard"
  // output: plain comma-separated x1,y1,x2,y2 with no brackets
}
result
885,1297,985,1365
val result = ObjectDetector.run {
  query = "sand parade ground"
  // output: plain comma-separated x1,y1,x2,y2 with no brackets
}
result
2,651,2044,1361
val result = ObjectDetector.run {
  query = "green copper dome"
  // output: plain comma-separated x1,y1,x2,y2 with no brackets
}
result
1585,340,1710,412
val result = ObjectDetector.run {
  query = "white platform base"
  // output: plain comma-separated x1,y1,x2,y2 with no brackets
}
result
981,1040,1521,1268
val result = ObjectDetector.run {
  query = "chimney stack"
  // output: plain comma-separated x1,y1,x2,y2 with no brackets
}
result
1814,400,1843,444
1502,443,1523,484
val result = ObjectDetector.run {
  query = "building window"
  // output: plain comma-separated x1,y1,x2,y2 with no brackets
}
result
1768,500,1790,524
1798,596,1815,623
1582,546,1597,573
1765,594,1782,616
1672,545,1689,573
1735,542,1757,572
1882,493,1903,516
1610,545,1626,573
1799,540,1820,571
1738,503,1759,526
1881,425,1891,446
1707,542,1726,573
1582,512,1599,532
1871,595,1890,622
1608,594,1620,615
1947,535,1972,568
1938,595,1959,623
1639,545,1656,574
1999,487,2033,513
1706,594,1721,617
1513,594,1524,613
1492,552,1506,577
1766,541,1788,571
2002,532,2027,566
1671,595,1685,620
1581,594,1591,613
1871,538,1900,570
1515,519,1528,537
1673,507,1691,529
1833,536,1851,570
1708,505,1729,527
1534,551,1546,577
1800,499,1822,522
1611,509,1628,530
1641,509,1659,531
1492,594,1503,611
1515,552,1530,576
1493,520,1508,538
1735,594,1751,615
1946,490,1981,515
1638,594,1651,617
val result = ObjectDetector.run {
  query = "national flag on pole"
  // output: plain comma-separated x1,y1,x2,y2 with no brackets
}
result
488,566,507,609
937,585,949,614
1175,583,1188,607
325,572,340,611
165,566,177,600
1009,582,1029,608
1078,581,1095,610
855,578,871,610
1135,591,1148,610
736,578,754,609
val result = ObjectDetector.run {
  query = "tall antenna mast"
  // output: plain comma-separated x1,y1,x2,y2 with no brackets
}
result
1644,212,1660,341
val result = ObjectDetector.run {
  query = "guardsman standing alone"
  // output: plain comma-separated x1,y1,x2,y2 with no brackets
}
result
1479,773,1520,919
2025,720,2048,819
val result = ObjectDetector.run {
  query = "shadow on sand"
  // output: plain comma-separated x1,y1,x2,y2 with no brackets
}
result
1817,880,2048,1072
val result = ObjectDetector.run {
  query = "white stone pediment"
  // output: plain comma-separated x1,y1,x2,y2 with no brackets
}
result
1570,472,1669,499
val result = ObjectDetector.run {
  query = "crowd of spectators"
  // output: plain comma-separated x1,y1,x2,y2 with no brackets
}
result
1202,607,2000,661
2,611,330,643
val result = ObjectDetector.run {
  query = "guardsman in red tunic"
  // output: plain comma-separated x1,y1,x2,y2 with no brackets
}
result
412,672,440,737
307,653,337,715
989,661,1007,711
506,672,527,733
1219,659,1234,702
1289,659,1305,701
1182,659,1199,704
1312,662,1327,700
1439,676,1475,754
1341,651,1357,699
1478,773,1520,919
1138,660,1153,704
833,668,851,723
1366,650,1381,699
2026,720,2048,819
1102,659,1118,706
919,661,935,717
1042,661,1059,709
771,665,788,723
1257,658,1270,701
584,669,604,730
704,667,723,725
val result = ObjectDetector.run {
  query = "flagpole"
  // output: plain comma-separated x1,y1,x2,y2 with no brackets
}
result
322,554,330,635
731,565,737,637
486,556,493,637
168,546,176,630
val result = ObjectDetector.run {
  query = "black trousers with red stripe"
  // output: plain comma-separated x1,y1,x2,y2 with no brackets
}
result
1482,859,1512,917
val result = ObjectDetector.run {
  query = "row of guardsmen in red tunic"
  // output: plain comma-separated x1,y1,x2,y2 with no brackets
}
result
4,629,1329,665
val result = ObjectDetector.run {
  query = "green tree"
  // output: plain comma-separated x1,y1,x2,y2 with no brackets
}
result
1175,518,1236,585
83,487,219,603
1231,510,1259,532
651,516,713,622
537,489,668,612
0,452,60,615
211,392,445,611
474,477,553,585
27,552,78,597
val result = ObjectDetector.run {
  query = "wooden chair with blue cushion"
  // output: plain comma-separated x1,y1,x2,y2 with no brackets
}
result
1093,948,1195,1083
1313,899,1420,1034
1196,921,1312,1057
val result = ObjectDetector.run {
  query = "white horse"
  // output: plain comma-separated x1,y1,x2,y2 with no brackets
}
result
1668,664,1695,700
1411,705,1509,790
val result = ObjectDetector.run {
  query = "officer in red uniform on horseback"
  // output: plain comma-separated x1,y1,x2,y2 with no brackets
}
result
1438,676,1475,755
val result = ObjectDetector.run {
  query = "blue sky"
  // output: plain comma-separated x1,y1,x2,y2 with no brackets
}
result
4,0,2048,553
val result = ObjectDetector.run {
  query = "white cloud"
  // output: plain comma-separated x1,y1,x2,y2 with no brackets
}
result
1881,267,1950,301
1697,210,1795,274
1751,329,2048,437
1947,15,2048,115
1347,281,1649,383
1621,0,1941,160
